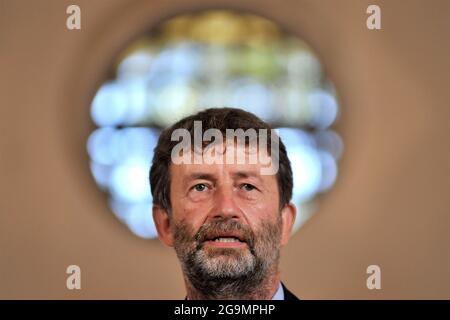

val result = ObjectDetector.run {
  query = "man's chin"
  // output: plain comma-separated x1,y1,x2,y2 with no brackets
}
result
201,243,250,258
195,248,256,276
199,260,254,279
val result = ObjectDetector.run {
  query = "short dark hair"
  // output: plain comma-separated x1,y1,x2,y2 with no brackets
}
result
149,107,293,213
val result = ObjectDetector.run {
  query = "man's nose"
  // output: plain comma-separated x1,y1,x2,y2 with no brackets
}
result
210,185,242,220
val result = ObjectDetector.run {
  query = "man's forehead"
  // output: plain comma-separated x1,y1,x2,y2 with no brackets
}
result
169,136,279,177
171,161,271,178
190,139,266,154
171,142,271,162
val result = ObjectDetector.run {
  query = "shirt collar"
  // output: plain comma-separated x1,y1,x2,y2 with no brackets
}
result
271,282,284,300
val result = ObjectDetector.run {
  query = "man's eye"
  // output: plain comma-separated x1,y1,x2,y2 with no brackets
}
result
193,183,208,192
241,183,256,191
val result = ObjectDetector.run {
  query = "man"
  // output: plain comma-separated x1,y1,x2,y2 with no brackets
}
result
150,107,299,300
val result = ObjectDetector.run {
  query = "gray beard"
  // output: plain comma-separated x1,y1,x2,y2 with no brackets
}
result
173,217,282,299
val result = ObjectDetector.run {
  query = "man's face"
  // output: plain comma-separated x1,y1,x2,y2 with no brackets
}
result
155,143,294,297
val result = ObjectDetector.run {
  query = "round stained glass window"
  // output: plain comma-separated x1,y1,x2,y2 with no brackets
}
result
87,10,343,239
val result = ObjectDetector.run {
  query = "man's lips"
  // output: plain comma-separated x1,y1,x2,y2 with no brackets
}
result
202,232,248,248
203,231,246,242
203,238,247,249
204,240,247,248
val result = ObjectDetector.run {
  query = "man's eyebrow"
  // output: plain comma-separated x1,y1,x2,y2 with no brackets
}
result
184,173,217,183
231,171,263,182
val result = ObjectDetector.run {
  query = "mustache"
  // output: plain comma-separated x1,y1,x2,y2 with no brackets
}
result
193,217,256,251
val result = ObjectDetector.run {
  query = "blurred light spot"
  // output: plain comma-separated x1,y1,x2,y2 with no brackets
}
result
118,50,154,80
90,162,112,190
91,82,128,127
87,127,119,165
277,127,316,148
109,201,157,239
125,203,157,239
229,80,273,121
314,130,344,160
120,80,150,125
116,127,158,163
291,201,317,234
110,162,150,203
153,82,197,126
278,128,325,200
317,151,338,192
308,89,338,129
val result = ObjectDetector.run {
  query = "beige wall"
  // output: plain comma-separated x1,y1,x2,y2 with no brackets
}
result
0,0,449,299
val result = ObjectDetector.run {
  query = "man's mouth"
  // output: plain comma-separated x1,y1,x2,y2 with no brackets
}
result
203,233,248,248
212,237,242,243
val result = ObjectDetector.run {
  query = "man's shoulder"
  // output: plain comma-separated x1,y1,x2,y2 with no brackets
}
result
281,282,300,300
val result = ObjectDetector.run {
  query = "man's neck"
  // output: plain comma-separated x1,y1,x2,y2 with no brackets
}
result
184,269,281,300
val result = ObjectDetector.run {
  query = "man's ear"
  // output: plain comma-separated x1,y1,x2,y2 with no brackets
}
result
280,202,296,246
152,205,174,247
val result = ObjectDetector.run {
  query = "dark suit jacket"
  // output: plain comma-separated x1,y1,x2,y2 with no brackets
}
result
281,282,300,300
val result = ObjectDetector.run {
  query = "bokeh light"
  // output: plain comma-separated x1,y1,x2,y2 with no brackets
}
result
87,10,343,239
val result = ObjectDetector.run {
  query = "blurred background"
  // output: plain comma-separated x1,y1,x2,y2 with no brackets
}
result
88,9,342,239
0,0,449,299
